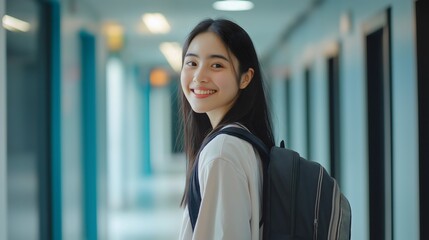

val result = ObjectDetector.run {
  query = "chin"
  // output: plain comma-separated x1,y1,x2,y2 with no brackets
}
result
191,108,207,114
190,105,209,114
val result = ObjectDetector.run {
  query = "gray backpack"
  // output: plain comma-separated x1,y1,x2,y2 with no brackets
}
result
188,127,352,239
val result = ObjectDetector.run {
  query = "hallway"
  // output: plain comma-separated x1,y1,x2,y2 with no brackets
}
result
108,173,184,240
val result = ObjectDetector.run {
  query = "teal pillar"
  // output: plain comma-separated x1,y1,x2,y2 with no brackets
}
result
45,1,62,239
80,30,98,240
141,68,152,176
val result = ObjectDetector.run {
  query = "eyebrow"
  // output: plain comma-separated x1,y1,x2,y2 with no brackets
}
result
185,53,230,62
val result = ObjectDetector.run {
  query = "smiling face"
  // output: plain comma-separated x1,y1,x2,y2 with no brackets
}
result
181,31,247,127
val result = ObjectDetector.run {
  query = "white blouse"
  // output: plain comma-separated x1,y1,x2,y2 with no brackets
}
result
179,127,263,240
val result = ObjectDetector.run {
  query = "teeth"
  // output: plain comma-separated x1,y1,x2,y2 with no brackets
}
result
194,89,216,95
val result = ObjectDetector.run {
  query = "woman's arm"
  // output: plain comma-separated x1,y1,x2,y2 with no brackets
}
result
192,157,251,240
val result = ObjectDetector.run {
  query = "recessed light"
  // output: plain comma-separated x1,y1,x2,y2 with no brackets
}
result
213,0,254,11
142,13,170,34
2,15,31,32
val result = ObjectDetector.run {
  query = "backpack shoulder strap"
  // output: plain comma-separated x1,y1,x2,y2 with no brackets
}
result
217,127,270,159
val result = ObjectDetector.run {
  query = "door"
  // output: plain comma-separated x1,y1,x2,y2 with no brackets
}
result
5,0,62,239
327,49,341,182
416,1,428,239
364,8,393,240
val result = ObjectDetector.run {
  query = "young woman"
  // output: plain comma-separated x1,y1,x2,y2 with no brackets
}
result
178,18,274,240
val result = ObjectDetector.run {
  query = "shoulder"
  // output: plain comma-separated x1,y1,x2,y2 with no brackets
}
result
198,134,253,185
206,132,253,156
199,132,257,171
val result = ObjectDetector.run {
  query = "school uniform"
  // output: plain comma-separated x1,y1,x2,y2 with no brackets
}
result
179,125,263,240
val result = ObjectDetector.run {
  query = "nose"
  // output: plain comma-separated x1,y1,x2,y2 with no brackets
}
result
193,68,208,83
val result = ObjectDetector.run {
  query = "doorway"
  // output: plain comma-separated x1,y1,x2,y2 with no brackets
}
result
364,8,393,240
416,1,428,239
6,0,62,239
304,67,312,161
6,0,47,239
327,51,341,183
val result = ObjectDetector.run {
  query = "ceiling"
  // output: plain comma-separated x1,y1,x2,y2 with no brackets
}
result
81,0,315,70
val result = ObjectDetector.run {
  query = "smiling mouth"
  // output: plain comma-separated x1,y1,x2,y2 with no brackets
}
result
192,89,217,95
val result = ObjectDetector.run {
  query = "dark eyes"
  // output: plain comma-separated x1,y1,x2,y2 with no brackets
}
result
185,61,197,67
184,61,223,69
211,63,223,68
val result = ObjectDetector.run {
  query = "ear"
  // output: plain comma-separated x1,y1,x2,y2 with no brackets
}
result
239,68,254,89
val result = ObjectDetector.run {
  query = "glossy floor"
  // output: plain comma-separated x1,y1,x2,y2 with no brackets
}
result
109,173,185,240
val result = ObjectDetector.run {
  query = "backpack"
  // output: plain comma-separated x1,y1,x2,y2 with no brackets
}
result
188,127,352,240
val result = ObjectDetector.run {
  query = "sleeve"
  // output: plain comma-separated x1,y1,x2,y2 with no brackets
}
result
191,157,251,240
178,206,193,240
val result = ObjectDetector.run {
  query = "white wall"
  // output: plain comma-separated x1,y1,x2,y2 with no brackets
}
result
96,24,109,240
390,1,419,239
61,0,108,239
270,77,287,144
268,0,419,239
61,14,84,238
0,0,8,239
123,65,143,206
150,86,173,173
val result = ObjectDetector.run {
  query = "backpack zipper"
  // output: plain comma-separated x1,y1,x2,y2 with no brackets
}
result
313,166,324,240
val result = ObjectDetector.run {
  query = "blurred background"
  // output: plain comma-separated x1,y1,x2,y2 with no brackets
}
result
0,0,427,239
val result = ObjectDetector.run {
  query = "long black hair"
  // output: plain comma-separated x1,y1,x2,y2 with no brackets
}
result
179,18,274,206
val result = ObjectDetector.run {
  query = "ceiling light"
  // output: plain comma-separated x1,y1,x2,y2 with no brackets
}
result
103,22,123,36
213,0,254,11
159,42,182,73
102,22,124,51
2,15,31,32
142,13,170,34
